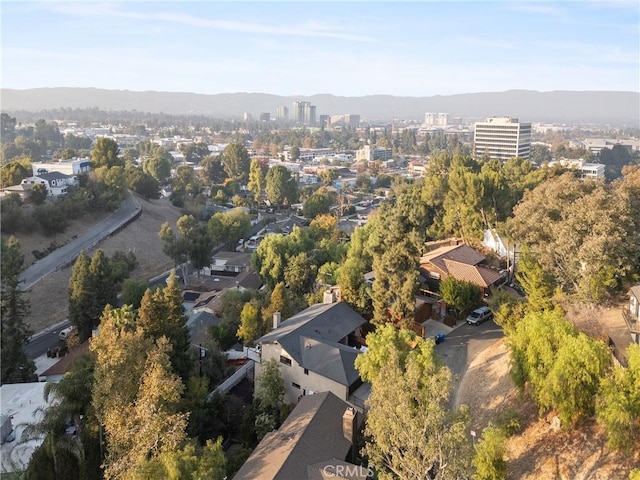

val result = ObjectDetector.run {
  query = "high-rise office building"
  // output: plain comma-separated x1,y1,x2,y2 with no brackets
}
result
424,112,449,126
293,101,308,123
292,101,316,125
473,117,531,161
318,115,330,128
276,106,289,120
304,104,316,126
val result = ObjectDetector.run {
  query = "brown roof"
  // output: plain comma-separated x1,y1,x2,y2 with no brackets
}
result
420,244,485,272
233,392,359,480
41,342,90,377
442,259,505,288
630,285,640,300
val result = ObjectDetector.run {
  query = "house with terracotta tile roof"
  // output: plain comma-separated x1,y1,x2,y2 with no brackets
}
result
419,242,507,296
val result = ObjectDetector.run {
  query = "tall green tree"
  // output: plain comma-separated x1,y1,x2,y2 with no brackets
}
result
137,271,192,381
284,251,317,296
247,158,266,201
356,325,472,479
265,165,298,207
91,137,122,169
237,299,266,346
207,209,251,249
221,143,250,182
143,148,173,183
338,225,373,317
367,184,426,328
515,245,555,311
68,252,95,342
199,155,227,185
302,189,334,219
254,358,285,418
91,306,189,480
68,250,117,342
507,172,638,301
0,236,36,384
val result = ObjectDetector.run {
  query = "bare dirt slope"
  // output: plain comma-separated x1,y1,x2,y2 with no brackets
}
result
14,197,184,333
456,338,640,479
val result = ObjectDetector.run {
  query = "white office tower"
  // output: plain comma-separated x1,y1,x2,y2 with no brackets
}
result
424,112,449,126
474,117,531,161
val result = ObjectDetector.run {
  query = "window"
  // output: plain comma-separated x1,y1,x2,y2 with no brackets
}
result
292,382,300,389
280,355,292,366
304,368,309,375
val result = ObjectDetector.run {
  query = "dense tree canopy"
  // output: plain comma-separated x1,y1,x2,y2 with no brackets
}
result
356,325,472,479
221,143,250,182
507,171,640,301
1,236,36,384
91,137,122,169
265,165,298,207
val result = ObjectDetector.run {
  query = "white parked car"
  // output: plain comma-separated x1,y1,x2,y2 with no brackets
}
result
466,306,493,326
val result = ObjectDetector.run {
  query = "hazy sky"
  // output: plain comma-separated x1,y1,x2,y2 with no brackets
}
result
2,1,638,96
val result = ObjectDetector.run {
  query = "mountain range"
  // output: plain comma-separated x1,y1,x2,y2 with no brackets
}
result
2,88,639,125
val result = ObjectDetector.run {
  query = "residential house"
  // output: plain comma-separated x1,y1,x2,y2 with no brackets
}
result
420,241,507,296
1,383,52,473
255,298,367,406
186,310,221,346
39,342,90,383
21,172,78,197
233,391,368,480
0,183,32,202
624,286,640,345
200,251,252,276
194,251,263,293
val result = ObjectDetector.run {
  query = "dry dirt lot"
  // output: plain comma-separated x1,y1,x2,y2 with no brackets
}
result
456,337,640,479
10,197,184,333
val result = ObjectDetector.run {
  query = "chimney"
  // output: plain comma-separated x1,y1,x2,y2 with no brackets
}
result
342,407,356,443
343,406,357,463
273,311,281,330
323,290,336,304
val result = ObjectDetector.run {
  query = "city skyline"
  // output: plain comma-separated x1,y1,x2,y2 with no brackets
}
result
2,1,639,97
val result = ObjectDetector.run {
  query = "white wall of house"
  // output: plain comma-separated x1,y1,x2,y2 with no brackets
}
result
256,343,349,404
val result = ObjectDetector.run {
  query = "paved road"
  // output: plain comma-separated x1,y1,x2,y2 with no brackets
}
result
434,318,504,404
18,193,141,291
25,320,72,360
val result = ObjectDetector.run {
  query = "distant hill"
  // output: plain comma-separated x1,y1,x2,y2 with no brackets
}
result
1,87,639,125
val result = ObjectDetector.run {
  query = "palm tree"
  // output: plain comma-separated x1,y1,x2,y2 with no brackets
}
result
20,354,95,480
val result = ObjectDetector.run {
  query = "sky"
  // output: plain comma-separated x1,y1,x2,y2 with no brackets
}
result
1,1,639,97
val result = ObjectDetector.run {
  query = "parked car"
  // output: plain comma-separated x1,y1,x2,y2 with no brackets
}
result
466,306,493,326
58,327,75,340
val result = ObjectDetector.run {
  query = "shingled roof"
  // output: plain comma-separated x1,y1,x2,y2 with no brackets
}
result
257,302,366,386
233,391,360,480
